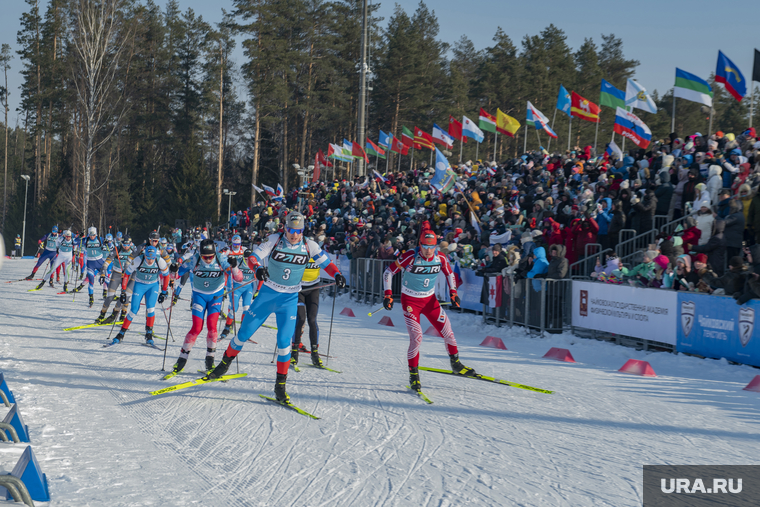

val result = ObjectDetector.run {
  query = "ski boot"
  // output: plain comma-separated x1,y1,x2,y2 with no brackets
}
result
48,279,55,289
73,283,85,293
204,351,215,373
172,354,188,374
119,310,127,322
449,353,477,377
205,352,234,379
102,288,108,299
310,346,323,367
96,310,107,324
409,367,421,392
297,342,309,354
274,373,290,403
111,329,125,345
102,310,118,325
24,273,35,280
219,325,232,341
290,345,299,366
56,276,61,284
63,282,68,293
145,327,154,346
172,293,180,306
88,294,94,307
35,280,45,290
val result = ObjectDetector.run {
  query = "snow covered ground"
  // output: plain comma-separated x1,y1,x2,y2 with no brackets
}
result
1,258,760,507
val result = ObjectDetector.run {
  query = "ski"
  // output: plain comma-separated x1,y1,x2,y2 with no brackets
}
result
259,395,320,419
304,364,341,374
27,286,44,292
418,367,553,394
63,321,124,331
162,371,178,380
407,385,433,404
6,278,41,284
143,343,162,350
102,341,121,348
150,373,248,396
290,363,300,372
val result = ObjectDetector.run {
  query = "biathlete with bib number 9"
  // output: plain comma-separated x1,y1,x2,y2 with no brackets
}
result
382,229,476,393
205,211,346,404
220,234,260,341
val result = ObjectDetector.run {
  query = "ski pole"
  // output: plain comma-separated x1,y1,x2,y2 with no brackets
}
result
325,285,337,367
368,306,385,316
230,289,239,374
161,285,175,371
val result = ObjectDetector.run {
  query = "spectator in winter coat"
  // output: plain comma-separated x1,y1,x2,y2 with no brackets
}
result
690,220,726,276
655,169,674,218
595,197,613,250
681,167,701,214
592,254,623,279
607,200,626,250
546,218,564,246
702,256,747,295
631,190,657,234
546,244,569,279
694,201,714,246
527,246,549,291
680,216,702,255
723,198,745,261
670,254,699,291
694,183,711,206
737,184,753,224
735,245,760,304
626,250,658,285
706,165,723,205
571,216,599,262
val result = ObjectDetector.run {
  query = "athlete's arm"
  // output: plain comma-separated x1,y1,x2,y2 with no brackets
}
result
383,250,415,295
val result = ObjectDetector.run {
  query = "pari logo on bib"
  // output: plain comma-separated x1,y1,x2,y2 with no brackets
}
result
680,301,695,337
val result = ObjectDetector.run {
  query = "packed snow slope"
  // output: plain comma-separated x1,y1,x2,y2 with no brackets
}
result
1,259,760,507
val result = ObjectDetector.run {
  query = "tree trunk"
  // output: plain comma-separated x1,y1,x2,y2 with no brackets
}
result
216,42,224,222
299,41,315,169
282,96,288,193
251,101,260,208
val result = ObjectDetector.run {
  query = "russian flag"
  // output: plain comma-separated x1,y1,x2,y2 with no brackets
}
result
452,260,463,288
373,170,389,184
613,107,651,149
263,184,276,197
605,140,623,161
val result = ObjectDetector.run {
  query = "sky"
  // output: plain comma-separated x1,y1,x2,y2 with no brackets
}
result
1,0,758,126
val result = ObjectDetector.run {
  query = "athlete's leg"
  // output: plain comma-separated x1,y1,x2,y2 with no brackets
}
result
420,297,458,356
120,282,150,333
304,288,321,349
401,294,425,369
293,291,307,347
273,292,299,375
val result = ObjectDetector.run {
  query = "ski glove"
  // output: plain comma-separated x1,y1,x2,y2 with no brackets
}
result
158,291,167,304
450,292,461,309
119,291,127,304
244,249,253,258
99,274,105,285
255,266,269,281
169,263,179,273
383,296,393,311
228,257,238,268
334,272,346,289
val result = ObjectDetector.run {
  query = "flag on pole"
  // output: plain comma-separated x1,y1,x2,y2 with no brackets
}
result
600,80,626,110
328,143,352,162
462,116,484,143
557,84,572,117
378,130,392,148
431,148,457,193
373,170,389,184
390,136,409,155
571,91,600,123
366,138,386,159
252,183,265,194
448,116,466,142
625,79,657,113
526,102,557,138
262,184,276,197
470,211,481,236
276,184,284,200
753,49,760,83
605,140,623,161
496,109,520,137
613,107,652,149
413,127,434,150
432,123,455,148
487,275,503,308
478,108,497,133
401,126,415,147
674,68,713,107
715,50,746,102
352,141,369,163
313,149,330,182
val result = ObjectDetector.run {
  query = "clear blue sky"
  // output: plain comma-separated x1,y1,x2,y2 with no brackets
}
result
2,0,758,126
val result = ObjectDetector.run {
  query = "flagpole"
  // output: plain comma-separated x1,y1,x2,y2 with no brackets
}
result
671,94,676,133
397,148,401,172
475,141,479,162
429,148,433,168
523,124,527,154
493,131,498,161
708,106,714,138
750,84,755,129
535,128,541,150
567,116,572,152
459,136,463,164
385,148,390,175
594,118,599,155
548,108,557,152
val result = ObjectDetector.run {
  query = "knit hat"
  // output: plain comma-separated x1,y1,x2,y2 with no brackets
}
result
620,180,630,189
694,253,708,264
520,231,532,244
645,250,659,262
653,254,669,270
530,229,543,238
677,255,692,270
729,256,744,269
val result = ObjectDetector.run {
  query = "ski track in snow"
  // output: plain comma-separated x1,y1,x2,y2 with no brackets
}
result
1,259,760,506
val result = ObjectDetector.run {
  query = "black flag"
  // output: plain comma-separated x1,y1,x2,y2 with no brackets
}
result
754,49,760,83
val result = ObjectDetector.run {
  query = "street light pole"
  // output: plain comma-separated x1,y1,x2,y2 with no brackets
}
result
356,0,368,177
20,175,29,257
224,189,237,232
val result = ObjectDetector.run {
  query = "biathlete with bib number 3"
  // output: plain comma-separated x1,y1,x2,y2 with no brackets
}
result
382,229,477,393
204,211,347,404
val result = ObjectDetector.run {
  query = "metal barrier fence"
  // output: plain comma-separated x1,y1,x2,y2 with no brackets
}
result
349,258,400,305
569,244,614,279
482,274,573,334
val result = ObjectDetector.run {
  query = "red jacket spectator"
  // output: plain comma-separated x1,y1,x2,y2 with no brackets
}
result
563,220,578,265
571,216,599,261
546,218,563,246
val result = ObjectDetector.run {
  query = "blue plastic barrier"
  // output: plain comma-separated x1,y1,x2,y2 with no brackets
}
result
0,446,50,502
2,404,30,442
0,373,15,404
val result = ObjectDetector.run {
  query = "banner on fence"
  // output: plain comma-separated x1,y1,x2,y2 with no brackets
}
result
434,267,482,312
677,293,760,367
571,281,677,345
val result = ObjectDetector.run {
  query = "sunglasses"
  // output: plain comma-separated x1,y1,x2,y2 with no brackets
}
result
286,228,304,234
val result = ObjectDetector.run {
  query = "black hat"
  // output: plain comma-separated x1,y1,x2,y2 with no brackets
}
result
200,239,215,256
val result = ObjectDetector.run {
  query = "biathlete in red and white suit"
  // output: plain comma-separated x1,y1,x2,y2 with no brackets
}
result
382,230,477,392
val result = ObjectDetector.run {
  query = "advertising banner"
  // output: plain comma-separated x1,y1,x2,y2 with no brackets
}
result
677,293,760,367
571,281,677,345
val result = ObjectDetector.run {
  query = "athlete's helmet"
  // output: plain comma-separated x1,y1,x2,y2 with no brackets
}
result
116,232,122,240
149,231,160,241
419,231,437,247
123,236,132,247
285,211,305,232
159,238,168,247
231,234,242,247
88,227,97,236
105,233,113,242
63,230,72,238
52,225,59,234
200,239,216,257
145,246,158,260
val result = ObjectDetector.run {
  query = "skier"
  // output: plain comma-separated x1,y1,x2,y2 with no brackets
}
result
171,238,242,373
111,245,170,345
96,236,134,324
14,234,21,259
73,227,106,307
205,211,347,404
219,234,258,341
382,230,475,392
37,230,74,291
25,225,59,280
102,233,115,298
290,252,325,367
